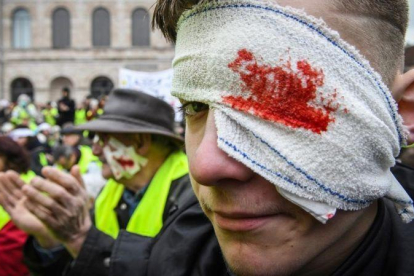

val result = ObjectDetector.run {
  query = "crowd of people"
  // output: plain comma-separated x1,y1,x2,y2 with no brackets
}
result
0,0,414,276
0,87,108,193
0,88,112,275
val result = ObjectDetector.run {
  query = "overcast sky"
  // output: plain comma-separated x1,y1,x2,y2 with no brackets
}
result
407,0,414,44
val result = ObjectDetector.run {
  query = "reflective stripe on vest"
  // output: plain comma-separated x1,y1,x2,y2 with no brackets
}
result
94,151,188,239
0,171,36,230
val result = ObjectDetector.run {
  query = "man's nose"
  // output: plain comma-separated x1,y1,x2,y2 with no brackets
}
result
188,111,254,186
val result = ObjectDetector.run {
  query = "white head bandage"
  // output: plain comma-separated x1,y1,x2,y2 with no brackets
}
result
172,0,414,223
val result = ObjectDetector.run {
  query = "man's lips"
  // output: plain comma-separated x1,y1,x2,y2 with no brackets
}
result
114,157,134,168
213,210,291,232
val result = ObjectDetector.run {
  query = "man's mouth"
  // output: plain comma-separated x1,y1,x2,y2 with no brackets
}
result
213,210,292,232
114,157,134,168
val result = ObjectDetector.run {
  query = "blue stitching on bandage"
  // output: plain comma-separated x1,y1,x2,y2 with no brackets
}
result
219,137,306,190
400,209,408,215
182,3,404,145
220,135,414,206
394,199,414,205
249,131,414,206
219,137,370,205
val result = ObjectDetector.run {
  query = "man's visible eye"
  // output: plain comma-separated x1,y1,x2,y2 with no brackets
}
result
181,102,209,116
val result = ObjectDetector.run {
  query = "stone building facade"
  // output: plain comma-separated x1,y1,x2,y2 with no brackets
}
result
0,0,174,104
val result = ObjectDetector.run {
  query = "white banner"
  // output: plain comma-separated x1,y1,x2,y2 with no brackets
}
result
119,68,182,121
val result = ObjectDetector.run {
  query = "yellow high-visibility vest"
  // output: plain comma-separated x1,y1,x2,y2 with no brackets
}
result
42,108,58,126
78,145,100,174
39,152,49,167
75,109,87,126
0,171,36,230
94,151,188,239
11,105,38,130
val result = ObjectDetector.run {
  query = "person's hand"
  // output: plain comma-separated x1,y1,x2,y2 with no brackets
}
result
0,171,59,248
22,166,92,258
59,103,69,111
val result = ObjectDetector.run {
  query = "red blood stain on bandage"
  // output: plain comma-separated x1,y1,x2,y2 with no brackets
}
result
223,49,340,134
114,157,134,168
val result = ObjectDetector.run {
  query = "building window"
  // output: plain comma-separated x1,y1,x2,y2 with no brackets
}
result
132,8,150,47
11,78,34,102
92,8,110,47
91,77,113,98
52,8,71,48
12,9,31,49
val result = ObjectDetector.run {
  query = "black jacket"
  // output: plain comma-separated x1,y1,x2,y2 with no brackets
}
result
24,163,414,276
57,97,75,126
331,162,414,276
23,175,228,276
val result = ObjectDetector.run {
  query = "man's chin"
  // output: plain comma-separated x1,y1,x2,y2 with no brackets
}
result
215,228,303,276
221,243,293,276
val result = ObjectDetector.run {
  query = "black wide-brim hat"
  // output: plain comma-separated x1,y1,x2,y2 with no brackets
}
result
76,89,183,143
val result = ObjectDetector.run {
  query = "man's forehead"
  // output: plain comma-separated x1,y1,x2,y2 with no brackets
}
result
273,0,378,72
96,132,138,142
276,1,356,43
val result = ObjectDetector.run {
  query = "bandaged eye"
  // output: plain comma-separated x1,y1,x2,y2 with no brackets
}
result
181,102,208,116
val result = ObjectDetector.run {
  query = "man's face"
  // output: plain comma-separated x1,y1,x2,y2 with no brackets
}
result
16,137,28,147
92,133,137,180
62,134,80,147
183,1,381,275
186,110,377,276
57,155,76,170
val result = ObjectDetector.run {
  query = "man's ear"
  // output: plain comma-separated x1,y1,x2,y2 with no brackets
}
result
392,69,414,144
135,134,152,155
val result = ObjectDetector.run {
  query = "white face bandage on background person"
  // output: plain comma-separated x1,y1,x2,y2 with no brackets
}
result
172,0,414,223
103,137,148,180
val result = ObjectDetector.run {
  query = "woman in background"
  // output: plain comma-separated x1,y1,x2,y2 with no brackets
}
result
0,136,36,276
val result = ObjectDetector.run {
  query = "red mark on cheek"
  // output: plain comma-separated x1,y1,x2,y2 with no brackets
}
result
114,157,134,168
327,213,335,219
223,49,340,134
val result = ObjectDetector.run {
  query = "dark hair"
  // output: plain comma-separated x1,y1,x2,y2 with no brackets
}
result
63,87,70,94
0,136,30,173
152,0,409,86
333,0,409,85
152,0,208,43
53,145,76,161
